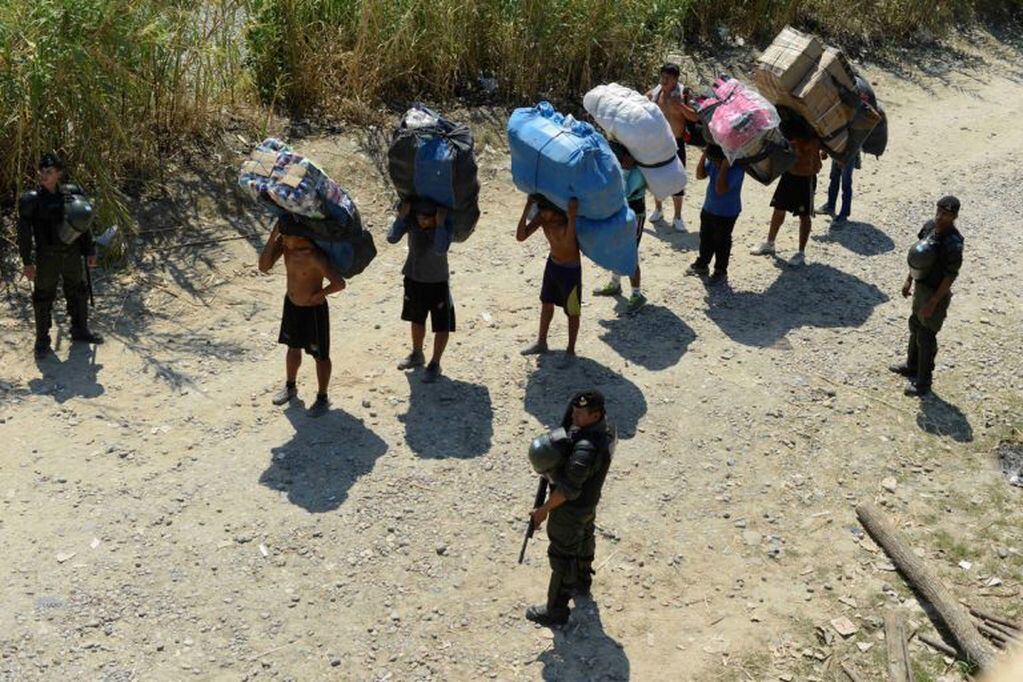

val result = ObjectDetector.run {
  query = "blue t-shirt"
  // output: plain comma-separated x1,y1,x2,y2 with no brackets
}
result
702,159,745,218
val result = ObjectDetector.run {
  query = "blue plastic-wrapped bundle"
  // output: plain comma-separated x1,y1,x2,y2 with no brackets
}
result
576,206,638,276
388,105,480,243
508,102,624,220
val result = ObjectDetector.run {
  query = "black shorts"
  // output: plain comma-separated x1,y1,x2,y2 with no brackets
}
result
278,295,330,360
540,258,582,316
402,278,456,332
628,198,646,243
771,172,817,217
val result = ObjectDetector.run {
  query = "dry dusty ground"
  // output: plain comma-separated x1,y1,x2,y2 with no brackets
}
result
2,30,1022,682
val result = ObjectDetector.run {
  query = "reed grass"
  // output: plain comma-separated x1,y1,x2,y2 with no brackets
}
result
0,0,250,240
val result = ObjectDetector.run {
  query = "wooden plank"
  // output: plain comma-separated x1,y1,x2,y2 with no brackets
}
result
885,611,913,682
856,503,998,671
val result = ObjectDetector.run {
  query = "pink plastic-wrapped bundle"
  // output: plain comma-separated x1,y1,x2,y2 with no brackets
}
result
696,77,782,164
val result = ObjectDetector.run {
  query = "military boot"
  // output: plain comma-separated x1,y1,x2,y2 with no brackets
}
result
33,303,53,358
69,295,104,344
525,603,570,627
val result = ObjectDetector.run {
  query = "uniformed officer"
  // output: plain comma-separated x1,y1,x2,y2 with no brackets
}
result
890,195,964,397
526,390,616,627
17,154,103,357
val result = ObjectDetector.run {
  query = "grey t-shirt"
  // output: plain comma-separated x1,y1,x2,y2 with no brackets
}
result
402,223,449,283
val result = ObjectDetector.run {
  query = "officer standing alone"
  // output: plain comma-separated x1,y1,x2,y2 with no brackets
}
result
525,390,616,627
890,196,964,397
17,154,103,358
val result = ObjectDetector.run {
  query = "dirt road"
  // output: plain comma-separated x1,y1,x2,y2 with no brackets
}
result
2,32,1021,681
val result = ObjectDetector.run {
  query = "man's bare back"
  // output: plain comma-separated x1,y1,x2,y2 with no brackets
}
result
790,137,824,177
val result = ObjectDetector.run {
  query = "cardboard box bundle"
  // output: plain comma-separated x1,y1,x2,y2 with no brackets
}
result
755,27,880,159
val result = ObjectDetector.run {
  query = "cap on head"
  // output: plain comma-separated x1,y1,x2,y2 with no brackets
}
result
660,63,681,78
571,390,605,413
937,195,960,214
39,153,64,171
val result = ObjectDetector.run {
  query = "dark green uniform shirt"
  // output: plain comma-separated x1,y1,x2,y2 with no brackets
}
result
17,184,95,266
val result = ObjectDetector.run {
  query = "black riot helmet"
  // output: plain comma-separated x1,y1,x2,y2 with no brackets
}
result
907,236,938,280
65,195,94,231
528,428,571,476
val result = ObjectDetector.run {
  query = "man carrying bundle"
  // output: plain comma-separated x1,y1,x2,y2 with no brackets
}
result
687,145,746,284
390,198,456,384
524,390,616,627
259,215,346,417
750,119,826,265
647,63,699,233
18,153,103,358
517,195,582,363
593,142,648,312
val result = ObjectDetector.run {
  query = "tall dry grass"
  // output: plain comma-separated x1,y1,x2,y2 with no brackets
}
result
0,0,250,239
247,0,1021,118
246,0,692,114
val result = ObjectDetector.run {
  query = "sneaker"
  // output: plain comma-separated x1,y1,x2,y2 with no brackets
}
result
672,217,686,233
750,241,776,256
271,384,297,406
525,604,570,627
686,262,709,277
422,362,441,384
904,381,931,398
649,208,663,223
593,281,622,297
307,395,330,418
709,271,728,285
625,292,647,313
817,203,835,216
520,342,550,356
70,328,104,344
888,363,916,377
789,252,806,266
833,215,849,226
397,350,425,370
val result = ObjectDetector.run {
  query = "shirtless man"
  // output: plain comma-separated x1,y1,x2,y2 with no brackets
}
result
259,215,346,417
751,119,827,265
517,195,581,363
647,63,699,233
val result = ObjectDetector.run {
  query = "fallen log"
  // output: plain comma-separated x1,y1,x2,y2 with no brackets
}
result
919,632,958,658
856,502,998,671
970,607,1022,633
885,611,913,682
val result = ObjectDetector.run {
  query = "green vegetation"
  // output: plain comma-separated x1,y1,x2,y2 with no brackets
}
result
2,0,1020,242
0,1,249,230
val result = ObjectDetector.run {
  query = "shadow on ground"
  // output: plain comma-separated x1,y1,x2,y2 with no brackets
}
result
539,597,629,681
260,401,389,513
525,356,647,439
27,339,105,403
643,218,700,253
917,391,974,443
704,261,889,348
597,303,695,371
400,372,493,459
813,220,895,256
